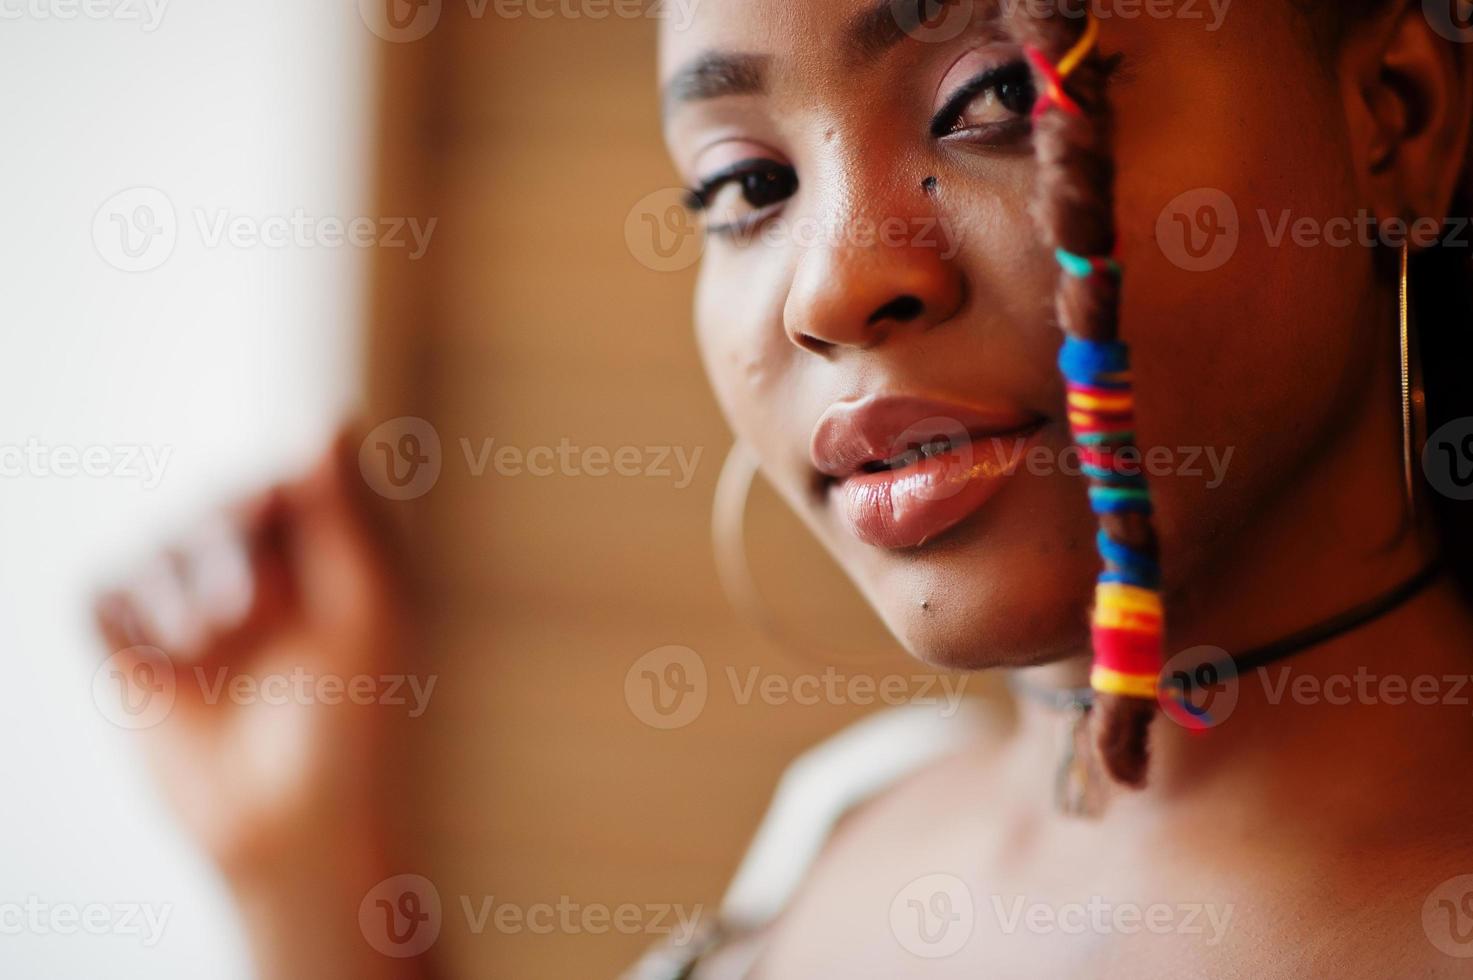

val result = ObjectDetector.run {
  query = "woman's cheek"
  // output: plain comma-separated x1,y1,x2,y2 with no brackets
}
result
694,249,796,439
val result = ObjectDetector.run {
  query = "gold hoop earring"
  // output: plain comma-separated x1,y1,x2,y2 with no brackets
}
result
711,441,894,667
1401,243,1428,523
712,441,769,636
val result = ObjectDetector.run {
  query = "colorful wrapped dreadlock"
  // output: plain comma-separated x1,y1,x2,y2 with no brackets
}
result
1013,8,1165,786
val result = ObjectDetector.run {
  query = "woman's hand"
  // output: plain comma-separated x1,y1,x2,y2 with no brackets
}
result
94,431,431,978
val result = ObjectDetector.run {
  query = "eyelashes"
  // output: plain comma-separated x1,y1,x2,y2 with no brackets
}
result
684,58,1036,238
684,158,799,235
929,59,1037,139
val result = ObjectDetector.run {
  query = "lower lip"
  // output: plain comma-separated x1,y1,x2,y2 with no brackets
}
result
832,428,1042,549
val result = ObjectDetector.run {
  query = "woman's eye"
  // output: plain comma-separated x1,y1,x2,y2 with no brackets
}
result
686,160,798,235
931,61,1036,141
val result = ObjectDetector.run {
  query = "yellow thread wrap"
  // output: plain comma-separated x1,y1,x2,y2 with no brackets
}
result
1056,12,1099,79
1091,666,1159,699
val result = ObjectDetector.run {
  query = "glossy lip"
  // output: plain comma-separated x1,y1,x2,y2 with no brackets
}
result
811,394,1046,550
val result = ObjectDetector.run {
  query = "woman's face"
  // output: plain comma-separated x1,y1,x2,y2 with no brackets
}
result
660,0,1392,669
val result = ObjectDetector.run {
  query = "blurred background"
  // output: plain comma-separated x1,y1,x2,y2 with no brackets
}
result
1,2,962,977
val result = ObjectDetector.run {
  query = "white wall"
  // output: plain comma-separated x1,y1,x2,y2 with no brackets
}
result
0,3,374,975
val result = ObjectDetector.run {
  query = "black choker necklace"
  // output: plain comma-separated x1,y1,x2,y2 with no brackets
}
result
1009,559,1445,817
1169,559,1445,694
1010,559,1446,708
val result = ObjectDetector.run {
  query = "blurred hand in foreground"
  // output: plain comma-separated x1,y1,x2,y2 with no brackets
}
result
95,431,432,979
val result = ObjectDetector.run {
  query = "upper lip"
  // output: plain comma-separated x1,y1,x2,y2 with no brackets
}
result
810,394,1045,481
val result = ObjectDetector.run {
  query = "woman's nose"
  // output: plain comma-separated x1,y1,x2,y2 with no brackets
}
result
782,208,965,353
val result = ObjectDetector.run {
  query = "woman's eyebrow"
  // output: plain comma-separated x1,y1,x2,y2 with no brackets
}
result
663,51,769,116
662,0,1006,116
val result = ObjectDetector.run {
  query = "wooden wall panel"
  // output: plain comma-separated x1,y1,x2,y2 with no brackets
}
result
363,9,955,976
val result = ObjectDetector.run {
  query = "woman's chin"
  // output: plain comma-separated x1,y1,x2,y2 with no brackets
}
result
855,547,1098,674
889,610,1089,673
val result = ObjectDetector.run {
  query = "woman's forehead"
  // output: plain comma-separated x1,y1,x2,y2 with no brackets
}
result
658,0,962,79
657,0,1020,113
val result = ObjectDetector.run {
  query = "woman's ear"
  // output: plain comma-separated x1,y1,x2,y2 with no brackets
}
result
1338,1,1473,239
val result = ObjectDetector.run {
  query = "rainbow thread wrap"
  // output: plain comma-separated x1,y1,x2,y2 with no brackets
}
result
1059,335,1164,701
1030,14,1165,704
1028,15,1164,702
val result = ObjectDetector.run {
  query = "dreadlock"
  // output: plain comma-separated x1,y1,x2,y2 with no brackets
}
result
1004,0,1473,789
1007,3,1162,787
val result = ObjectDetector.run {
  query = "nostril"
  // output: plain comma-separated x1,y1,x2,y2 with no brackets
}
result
794,332,837,355
868,295,924,326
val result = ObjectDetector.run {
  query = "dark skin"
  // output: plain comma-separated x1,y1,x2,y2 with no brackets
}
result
97,0,1473,976
662,0,1473,974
